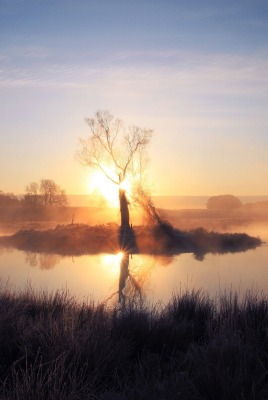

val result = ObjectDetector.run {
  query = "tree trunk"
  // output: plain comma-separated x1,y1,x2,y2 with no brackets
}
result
119,252,129,304
119,188,130,228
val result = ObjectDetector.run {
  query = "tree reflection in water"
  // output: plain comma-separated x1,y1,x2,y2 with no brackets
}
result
116,251,174,307
24,249,174,306
25,251,61,270
118,252,142,306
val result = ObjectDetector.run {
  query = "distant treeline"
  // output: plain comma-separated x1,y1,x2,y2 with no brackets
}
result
3,190,268,211
206,194,268,210
0,191,20,207
0,179,67,208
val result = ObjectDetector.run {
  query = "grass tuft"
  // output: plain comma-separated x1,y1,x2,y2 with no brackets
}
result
0,285,266,399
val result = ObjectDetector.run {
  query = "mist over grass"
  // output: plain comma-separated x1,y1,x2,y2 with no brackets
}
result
0,285,266,399
2,195,268,235
0,223,261,258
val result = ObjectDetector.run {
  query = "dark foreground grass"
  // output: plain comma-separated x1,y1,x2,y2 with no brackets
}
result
0,285,266,400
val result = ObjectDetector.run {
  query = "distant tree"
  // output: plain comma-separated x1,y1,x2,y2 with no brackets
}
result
39,179,67,207
24,179,68,207
0,191,20,207
24,182,40,207
206,194,242,210
77,110,153,227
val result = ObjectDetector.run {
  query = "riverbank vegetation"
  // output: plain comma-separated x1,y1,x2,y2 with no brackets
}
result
0,285,266,399
0,223,261,257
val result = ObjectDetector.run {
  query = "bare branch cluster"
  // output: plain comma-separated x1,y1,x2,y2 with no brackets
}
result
24,179,68,207
77,110,153,185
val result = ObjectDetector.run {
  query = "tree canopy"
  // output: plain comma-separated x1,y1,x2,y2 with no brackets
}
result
0,191,20,207
206,194,242,210
24,179,68,207
77,110,153,227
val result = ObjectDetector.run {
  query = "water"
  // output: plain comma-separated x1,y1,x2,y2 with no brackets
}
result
0,226,267,304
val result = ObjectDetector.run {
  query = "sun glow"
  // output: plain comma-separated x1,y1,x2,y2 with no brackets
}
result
116,251,124,261
101,252,124,275
119,178,131,193
88,169,132,207
88,170,119,207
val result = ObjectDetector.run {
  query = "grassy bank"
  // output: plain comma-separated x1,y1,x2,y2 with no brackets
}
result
0,286,266,399
0,223,261,257
0,206,120,234
2,204,268,235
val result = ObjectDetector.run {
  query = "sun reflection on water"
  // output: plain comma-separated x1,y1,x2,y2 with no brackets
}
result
101,252,124,274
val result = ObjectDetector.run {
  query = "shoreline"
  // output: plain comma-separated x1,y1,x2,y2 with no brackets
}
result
0,223,262,258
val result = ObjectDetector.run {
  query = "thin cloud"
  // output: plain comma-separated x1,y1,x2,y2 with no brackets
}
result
0,49,268,105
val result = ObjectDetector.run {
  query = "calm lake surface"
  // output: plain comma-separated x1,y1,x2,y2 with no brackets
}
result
0,225,267,304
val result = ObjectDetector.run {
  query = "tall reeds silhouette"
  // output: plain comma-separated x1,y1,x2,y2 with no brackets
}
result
0,285,266,399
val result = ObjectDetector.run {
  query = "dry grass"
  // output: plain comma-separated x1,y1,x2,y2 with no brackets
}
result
0,284,266,399
0,223,261,258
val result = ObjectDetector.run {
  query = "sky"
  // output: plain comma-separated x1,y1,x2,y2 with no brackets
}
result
1,0,268,196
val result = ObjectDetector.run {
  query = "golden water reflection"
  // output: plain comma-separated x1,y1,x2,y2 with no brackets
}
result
103,252,173,306
0,239,267,304
19,246,268,303
4,249,174,304
25,251,62,270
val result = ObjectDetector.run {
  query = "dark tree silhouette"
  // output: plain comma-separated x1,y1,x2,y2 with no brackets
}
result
24,179,67,207
25,182,39,207
207,194,242,210
77,110,153,227
0,191,20,207
39,179,67,207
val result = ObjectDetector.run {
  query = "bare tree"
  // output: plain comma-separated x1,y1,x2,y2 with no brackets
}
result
77,110,153,227
25,182,40,207
0,191,20,207
24,179,68,207
39,179,67,207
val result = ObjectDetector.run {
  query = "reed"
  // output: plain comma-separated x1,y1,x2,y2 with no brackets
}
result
0,284,266,399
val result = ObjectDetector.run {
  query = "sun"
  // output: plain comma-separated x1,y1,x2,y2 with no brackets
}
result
102,252,124,274
88,171,118,207
119,178,131,193
88,169,132,207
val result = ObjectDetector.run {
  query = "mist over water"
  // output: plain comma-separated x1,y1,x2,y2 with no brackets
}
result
0,194,268,304
0,225,267,305
68,195,268,209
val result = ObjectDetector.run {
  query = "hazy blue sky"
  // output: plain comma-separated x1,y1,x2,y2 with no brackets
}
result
1,0,268,195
